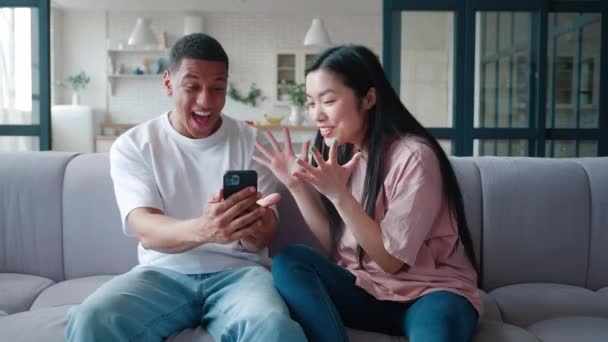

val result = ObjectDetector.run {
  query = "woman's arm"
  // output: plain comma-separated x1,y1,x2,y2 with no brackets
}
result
330,192,404,273
288,182,332,253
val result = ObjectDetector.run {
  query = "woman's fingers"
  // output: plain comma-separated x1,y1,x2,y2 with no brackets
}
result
293,171,316,184
282,127,294,155
263,130,282,153
296,158,320,175
251,155,270,168
254,141,273,160
309,146,325,167
328,140,338,164
300,140,310,162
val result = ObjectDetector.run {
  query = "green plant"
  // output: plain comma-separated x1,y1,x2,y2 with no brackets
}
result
55,71,90,92
228,83,266,107
279,81,306,108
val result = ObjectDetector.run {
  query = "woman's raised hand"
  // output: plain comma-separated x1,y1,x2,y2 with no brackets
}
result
253,128,310,190
293,140,361,202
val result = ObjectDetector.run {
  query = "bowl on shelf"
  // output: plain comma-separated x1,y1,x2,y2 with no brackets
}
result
263,114,285,125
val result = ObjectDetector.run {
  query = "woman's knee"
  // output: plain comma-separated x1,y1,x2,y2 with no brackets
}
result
272,244,319,284
404,291,478,342
273,244,319,270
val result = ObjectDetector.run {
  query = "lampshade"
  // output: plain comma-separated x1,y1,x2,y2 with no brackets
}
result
303,17,331,47
184,15,204,35
127,17,158,48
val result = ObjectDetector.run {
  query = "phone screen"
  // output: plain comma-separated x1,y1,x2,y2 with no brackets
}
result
223,170,258,199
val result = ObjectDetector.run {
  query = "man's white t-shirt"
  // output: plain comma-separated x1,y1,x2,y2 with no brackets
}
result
110,112,277,275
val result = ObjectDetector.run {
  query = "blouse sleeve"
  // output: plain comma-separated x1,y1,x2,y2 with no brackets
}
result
379,144,444,267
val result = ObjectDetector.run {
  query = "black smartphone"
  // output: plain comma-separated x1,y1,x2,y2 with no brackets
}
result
223,170,258,199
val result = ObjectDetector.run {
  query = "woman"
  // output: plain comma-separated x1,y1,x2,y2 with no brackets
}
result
253,45,480,342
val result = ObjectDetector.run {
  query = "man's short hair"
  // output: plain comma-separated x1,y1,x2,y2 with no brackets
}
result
168,33,229,71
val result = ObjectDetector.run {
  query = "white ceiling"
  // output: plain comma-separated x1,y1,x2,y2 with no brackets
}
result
51,0,381,15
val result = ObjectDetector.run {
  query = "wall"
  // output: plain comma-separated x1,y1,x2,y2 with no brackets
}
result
52,9,381,128
52,9,107,132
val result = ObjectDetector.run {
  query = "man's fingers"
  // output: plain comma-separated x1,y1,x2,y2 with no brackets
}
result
257,193,281,207
223,192,261,220
227,208,265,233
208,189,223,203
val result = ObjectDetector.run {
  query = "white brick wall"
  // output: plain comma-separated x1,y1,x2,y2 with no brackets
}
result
54,10,381,125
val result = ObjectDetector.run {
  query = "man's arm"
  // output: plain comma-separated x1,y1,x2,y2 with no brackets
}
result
128,188,267,253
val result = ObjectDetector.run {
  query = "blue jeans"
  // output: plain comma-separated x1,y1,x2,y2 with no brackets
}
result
272,244,478,342
65,265,306,342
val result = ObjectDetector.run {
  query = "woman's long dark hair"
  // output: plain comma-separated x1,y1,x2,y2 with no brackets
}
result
306,45,477,271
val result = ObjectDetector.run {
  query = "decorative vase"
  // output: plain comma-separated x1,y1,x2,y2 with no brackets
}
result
72,92,80,106
288,105,302,125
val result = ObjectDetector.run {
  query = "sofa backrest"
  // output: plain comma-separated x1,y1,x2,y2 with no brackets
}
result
62,154,137,279
576,158,608,290
0,152,77,282
476,158,592,290
4,152,608,292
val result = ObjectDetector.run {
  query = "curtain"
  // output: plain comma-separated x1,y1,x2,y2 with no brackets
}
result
0,8,34,151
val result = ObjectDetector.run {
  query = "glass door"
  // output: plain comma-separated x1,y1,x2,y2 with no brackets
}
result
545,13,602,157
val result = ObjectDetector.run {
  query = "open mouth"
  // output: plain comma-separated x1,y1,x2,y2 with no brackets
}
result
190,111,214,128
319,127,333,137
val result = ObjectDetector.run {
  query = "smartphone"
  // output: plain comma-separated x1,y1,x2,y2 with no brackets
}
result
223,170,258,199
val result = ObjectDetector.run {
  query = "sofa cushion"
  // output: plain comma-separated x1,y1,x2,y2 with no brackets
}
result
0,304,70,342
575,158,608,290
476,158,590,290
62,154,138,279
0,305,217,342
480,290,502,322
473,320,540,342
0,152,77,281
30,275,114,310
0,273,54,315
489,283,608,327
598,287,608,296
527,316,608,342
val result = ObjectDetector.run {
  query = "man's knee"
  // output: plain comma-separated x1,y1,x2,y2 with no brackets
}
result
66,299,113,333
230,311,305,341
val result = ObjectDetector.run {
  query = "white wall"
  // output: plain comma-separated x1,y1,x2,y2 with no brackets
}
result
52,9,107,132
52,10,381,127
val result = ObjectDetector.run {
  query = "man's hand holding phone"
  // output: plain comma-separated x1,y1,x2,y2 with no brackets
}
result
195,186,267,245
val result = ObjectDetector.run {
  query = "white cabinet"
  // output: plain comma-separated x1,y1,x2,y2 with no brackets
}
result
51,105,95,153
107,48,168,95
274,50,318,104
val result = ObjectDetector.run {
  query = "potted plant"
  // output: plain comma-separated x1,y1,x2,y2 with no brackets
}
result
278,81,306,125
55,71,90,106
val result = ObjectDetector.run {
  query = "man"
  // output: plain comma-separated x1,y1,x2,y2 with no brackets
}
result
65,33,306,342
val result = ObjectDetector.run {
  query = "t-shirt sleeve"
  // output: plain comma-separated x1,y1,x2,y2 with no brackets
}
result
109,136,163,236
380,146,443,267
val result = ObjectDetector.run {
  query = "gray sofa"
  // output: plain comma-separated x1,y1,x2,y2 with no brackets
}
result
1,152,607,342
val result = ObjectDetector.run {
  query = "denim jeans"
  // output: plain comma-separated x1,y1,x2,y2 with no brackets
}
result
272,244,479,342
65,265,306,342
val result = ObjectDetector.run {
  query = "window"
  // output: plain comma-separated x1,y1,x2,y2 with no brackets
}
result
0,1,50,151
384,0,607,157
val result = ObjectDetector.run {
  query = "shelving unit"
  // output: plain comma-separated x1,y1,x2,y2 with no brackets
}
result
106,48,168,95
274,50,318,104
